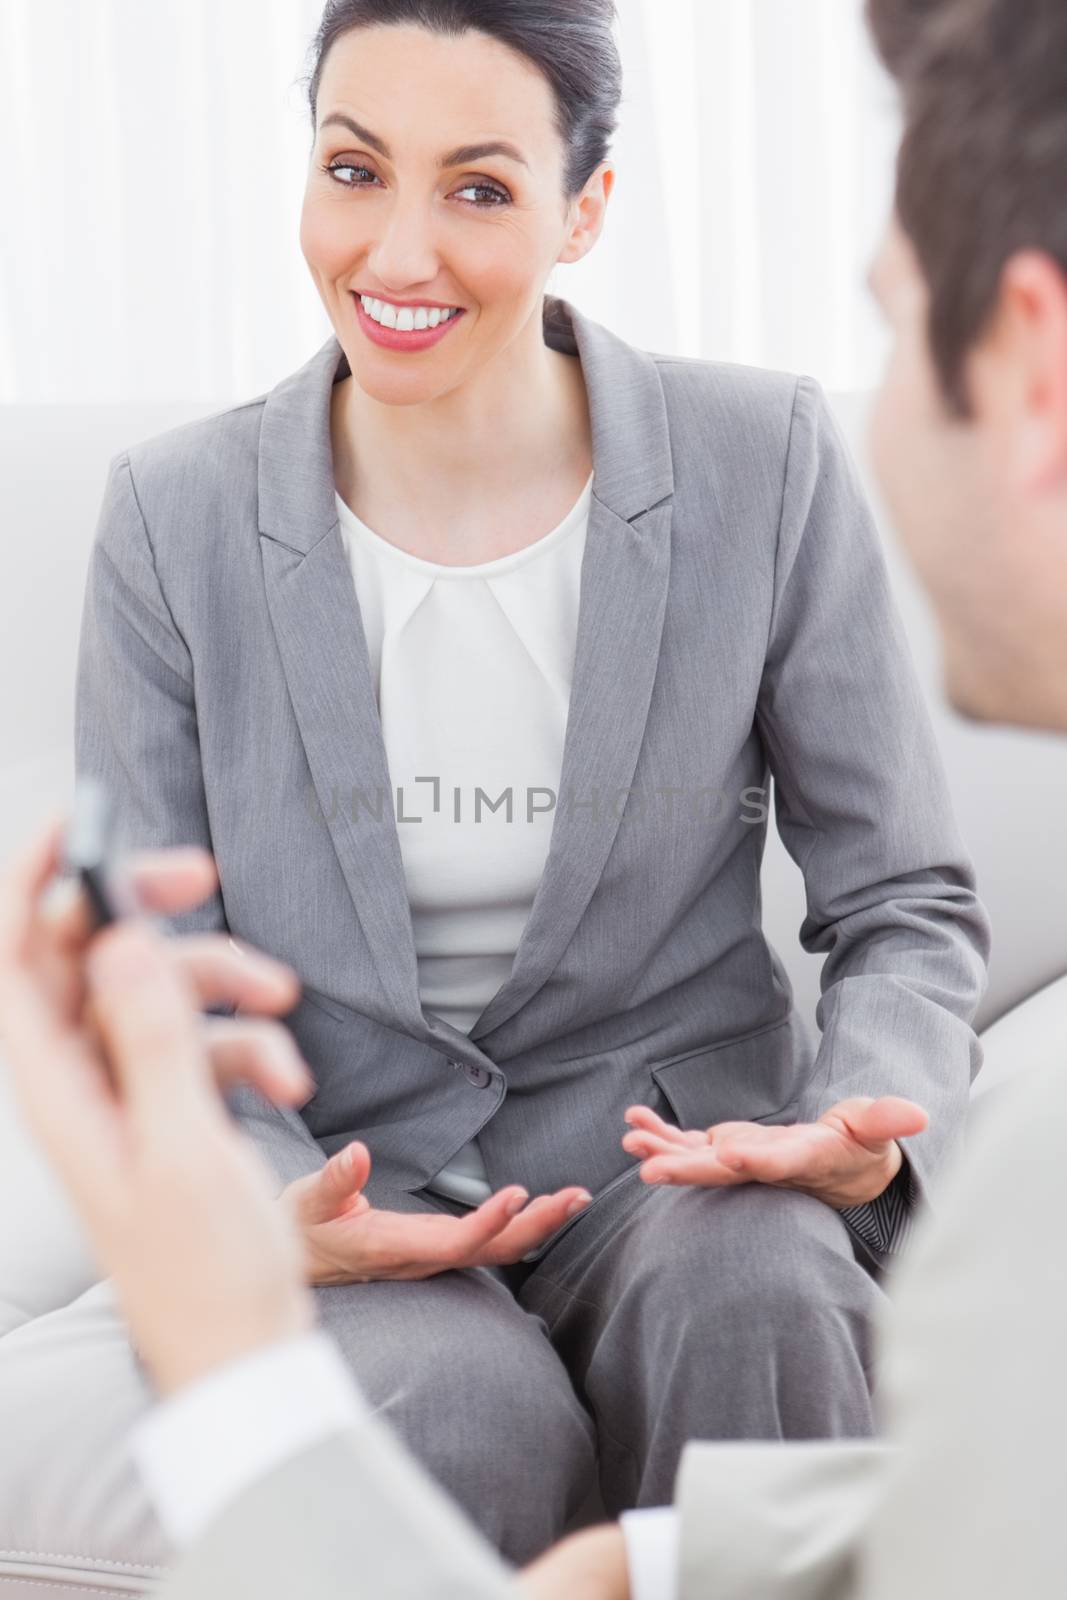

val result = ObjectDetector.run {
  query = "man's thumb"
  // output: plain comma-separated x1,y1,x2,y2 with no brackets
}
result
86,921,210,1124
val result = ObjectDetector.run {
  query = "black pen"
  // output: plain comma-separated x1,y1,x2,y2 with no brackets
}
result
61,778,141,931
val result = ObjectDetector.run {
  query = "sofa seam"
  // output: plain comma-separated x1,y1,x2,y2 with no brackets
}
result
0,1555,163,1576
0,1584,149,1596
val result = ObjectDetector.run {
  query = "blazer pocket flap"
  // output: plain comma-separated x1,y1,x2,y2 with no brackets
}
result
650,1018,799,1130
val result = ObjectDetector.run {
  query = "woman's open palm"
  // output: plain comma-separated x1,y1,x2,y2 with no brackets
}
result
622,1096,928,1209
284,1141,591,1283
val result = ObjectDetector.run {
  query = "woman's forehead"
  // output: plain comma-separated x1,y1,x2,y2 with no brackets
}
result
315,22,559,145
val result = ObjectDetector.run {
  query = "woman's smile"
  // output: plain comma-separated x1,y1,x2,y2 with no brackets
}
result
353,289,467,352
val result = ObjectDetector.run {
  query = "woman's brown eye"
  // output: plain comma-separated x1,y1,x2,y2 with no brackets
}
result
453,182,511,207
324,161,377,186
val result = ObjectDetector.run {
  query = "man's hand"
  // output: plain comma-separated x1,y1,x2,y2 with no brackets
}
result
519,1525,630,1600
0,817,317,1394
284,1148,591,1284
622,1095,929,1209
0,815,314,1111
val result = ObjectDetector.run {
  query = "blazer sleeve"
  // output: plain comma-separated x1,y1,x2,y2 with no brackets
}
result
75,451,325,1189
755,378,992,1259
158,1422,518,1600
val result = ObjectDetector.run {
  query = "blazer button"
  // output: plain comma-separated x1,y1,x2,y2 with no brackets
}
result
464,1063,492,1089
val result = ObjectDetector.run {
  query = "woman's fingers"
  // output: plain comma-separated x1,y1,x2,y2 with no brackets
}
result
443,1185,533,1264
481,1187,592,1264
623,1104,706,1148
640,1146,751,1187
201,1016,314,1105
831,1095,929,1149
288,1140,372,1228
301,1183,589,1283
622,1128,681,1160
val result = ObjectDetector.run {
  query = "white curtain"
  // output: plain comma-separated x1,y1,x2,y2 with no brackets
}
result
0,0,899,404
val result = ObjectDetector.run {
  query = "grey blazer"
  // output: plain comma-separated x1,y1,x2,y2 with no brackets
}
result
74,294,991,1251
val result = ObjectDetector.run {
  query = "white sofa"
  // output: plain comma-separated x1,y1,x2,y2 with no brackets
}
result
0,390,1065,1593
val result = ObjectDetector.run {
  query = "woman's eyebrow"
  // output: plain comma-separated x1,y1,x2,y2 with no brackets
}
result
318,112,529,169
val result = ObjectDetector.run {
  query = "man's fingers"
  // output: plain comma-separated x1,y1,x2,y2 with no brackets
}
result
38,848,220,954
174,937,301,1013
202,1016,314,1105
84,921,217,1127
121,848,219,911
0,812,67,960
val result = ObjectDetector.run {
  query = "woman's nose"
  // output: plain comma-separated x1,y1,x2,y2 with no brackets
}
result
365,198,440,292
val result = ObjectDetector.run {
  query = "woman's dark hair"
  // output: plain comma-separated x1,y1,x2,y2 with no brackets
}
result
302,0,622,198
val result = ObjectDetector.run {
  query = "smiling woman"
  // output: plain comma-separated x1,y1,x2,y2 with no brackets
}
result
298,7,619,561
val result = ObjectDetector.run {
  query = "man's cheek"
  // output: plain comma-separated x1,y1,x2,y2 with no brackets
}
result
867,378,905,509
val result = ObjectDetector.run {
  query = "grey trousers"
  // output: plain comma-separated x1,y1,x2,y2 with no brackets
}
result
317,1168,883,1562
0,1170,883,1581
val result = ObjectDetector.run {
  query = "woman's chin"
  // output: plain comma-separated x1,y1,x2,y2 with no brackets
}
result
354,373,452,408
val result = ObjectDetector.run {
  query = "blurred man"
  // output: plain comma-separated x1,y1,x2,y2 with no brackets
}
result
2,0,1067,1596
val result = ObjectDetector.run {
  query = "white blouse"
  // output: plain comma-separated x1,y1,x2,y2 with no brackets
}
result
335,472,595,1204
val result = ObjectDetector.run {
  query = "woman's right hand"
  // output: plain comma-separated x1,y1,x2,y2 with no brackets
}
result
282,1143,592,1284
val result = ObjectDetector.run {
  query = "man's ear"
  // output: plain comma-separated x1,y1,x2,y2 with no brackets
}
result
972,250,1067,496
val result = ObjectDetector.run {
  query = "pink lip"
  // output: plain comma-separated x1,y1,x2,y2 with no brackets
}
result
353,293,466,352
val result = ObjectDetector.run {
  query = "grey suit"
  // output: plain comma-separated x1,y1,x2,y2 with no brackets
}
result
63,294,989,1566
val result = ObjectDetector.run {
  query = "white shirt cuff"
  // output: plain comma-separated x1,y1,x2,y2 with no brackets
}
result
129,1330,366,1548
621,1506,680,1600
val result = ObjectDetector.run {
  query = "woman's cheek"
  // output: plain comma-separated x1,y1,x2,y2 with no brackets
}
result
299,194,358,280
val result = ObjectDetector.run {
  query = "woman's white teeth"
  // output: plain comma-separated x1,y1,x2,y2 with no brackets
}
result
359,295,458,331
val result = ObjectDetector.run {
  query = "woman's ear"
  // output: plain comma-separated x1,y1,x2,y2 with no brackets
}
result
557,164,615,267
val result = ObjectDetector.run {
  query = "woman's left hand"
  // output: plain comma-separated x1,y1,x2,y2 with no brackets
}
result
621,1095,929,1209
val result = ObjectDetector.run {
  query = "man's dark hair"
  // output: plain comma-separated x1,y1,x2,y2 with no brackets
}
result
302,0,621,200
867,0,1067,413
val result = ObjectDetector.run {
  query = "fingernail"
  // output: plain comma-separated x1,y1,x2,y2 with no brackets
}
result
567,1193,592,1217
38,875,81,922
506,1189,528,1216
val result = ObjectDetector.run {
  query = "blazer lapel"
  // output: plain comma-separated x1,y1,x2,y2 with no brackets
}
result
256,297,674,1047
468,297,674,1039
258,340,427,1036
